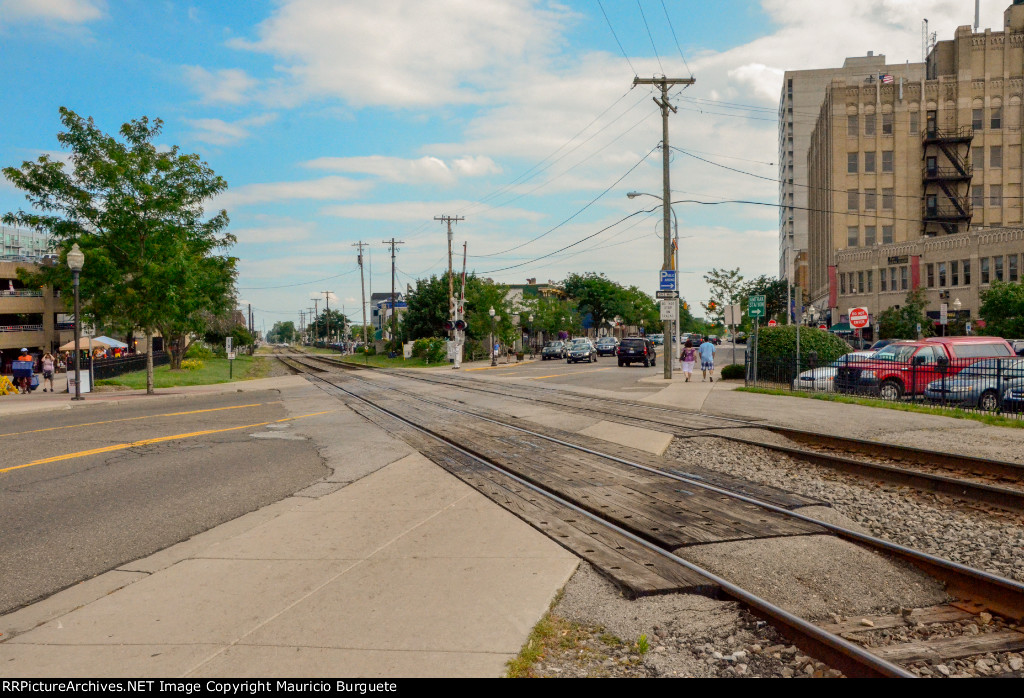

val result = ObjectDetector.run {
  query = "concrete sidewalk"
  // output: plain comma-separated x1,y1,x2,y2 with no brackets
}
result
0,377,579,678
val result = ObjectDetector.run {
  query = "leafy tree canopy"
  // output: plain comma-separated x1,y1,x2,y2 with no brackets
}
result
702,268,744,322
267,321,296,344
309,309,347,340
878,288,933,340
979,281,1024,338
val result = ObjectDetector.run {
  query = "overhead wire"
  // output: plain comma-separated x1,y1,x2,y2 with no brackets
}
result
598,0,637,76
238,266,359,290
636,0,664,75
660,0,692,78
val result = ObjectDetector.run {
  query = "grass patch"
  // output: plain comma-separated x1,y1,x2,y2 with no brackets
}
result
336,353,446,369
737,386,1024,429
95,355,265,389
506,589,590,678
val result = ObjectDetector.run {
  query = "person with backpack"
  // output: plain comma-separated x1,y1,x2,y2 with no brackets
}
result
679,339,697,382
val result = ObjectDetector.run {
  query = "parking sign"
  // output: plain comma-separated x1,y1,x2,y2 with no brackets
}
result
659,270,676,291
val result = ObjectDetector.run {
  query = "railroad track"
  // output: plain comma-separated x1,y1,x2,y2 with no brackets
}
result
276,350,1024,678
287,350,1024,513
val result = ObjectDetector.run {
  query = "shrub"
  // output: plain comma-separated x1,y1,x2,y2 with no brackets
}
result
181,358,204,371
413,337,446,364
185,342,214,360
752,326,851,382
720,364,745,380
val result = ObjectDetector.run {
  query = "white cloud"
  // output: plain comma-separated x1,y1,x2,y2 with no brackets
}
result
228,0,574,108
184,113,277,146
217,175,373,209
0,0,103,23
183,66,259,105
301,154,500,185
230,218,315,244
320,200,544,223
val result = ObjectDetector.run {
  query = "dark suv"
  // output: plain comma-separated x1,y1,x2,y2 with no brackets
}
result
617,337,657,367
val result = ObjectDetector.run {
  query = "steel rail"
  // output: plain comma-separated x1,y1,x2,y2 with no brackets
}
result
301,361,1024,623
297,368,914,679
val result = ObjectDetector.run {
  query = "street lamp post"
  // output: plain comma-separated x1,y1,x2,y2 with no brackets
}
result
67,243,85,401
528,314,534,356
489,306,497,367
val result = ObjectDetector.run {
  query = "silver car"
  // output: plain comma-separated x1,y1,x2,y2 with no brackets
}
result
923,358,1024,410
792,351,875,392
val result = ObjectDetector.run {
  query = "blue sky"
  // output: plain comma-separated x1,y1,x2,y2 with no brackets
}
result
0,0,1010,333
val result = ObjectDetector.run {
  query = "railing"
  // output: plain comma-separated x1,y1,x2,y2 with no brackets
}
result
746,352,1024,418
0,289,44,297
92,352,169,380
56,322,75,330
924,126,974,142
0,324,43,332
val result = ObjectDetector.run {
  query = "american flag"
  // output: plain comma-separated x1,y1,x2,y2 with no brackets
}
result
880,74,894,84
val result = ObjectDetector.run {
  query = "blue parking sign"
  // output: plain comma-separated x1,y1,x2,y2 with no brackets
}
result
659,270,676,291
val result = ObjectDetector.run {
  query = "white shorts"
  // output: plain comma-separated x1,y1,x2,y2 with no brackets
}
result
682,361,695,373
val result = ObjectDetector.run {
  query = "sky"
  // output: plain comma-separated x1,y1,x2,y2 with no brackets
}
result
0,0,1014,334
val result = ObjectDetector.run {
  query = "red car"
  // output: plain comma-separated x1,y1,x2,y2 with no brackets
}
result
834,336,1015,400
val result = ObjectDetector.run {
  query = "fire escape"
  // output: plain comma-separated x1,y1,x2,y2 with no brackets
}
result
922,114,973,236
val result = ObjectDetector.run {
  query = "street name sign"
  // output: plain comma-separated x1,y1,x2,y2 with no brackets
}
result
748,295,766,318
849,307,870,329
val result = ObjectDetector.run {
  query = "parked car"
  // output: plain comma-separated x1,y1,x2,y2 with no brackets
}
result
541,341,567,360
1012,340,1024,357
566,339,598,364
792,351,875,392
648,334,664,346
617,337,657,367
835,336,1016,399
594,337,619,356
707,335,722,346
869,339,905,351
1003,382,1024,411
923,358,1024,410
734,332,747,344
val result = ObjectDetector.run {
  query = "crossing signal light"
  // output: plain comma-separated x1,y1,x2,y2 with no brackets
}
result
443,320,455,331
455,320,467,331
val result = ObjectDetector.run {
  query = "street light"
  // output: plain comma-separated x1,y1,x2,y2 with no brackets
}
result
489,306,497,366
67,242,85,401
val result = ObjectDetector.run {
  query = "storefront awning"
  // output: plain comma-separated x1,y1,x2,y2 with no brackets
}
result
829,322,853,333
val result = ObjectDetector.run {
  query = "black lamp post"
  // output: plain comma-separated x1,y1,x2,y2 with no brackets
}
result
67,243,85,401
489,306,497,366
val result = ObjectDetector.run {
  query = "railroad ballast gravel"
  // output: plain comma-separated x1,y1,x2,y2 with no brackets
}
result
666,436,1024,584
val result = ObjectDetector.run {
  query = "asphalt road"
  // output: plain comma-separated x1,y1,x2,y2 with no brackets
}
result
0,389,328,614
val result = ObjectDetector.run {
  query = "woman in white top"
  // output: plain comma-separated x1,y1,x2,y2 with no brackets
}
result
41,352,56,393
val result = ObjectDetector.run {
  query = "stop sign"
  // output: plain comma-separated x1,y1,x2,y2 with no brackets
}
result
849,307,870,329
767,319,777,327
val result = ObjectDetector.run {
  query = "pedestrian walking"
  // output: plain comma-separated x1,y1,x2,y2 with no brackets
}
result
16,348,34,394
680,339,697,382
41,352,56,392
698,336,716,382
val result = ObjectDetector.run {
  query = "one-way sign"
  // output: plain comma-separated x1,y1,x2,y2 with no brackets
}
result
655,290,679,299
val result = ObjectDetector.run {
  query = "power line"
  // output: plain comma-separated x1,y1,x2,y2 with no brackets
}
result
598,0,637,76
636,0,664,75
660,0,692,78
238,266,358,290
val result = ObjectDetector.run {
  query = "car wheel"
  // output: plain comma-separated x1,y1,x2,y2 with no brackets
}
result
618,359,624,367
643,356,650,367
979,389,1000,412
879,380,904,401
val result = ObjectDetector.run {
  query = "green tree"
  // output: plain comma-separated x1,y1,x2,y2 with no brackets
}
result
741,275,788,324
401,273,515,357
3,108,235,390
267,321,297,344
562,272,625,329
520,294,579,337
877,288,933,339
979,281,1024,338
702,268,744,323
310,309,347,341
619,285,662,333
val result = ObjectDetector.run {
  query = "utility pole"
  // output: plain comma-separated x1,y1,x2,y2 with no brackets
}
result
633,74,695,380
307,307,315,343
382,238,404,353
322,291,333,346
353,241,369,347
312,298,319,344
435,215,465,350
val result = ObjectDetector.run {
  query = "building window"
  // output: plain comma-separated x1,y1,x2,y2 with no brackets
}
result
848,189,859,210
1010,254,1019,282
972,185,984,210
991,145,1003,168
880,270,887,291
848,226,859,247
867,270,874,292
882,188,894,210
864,189,876,210
901,266,909,290
848,114,858,135
865,226,876,245
865,113,875,136
882,113,893,135
973,108,984,130
973,146,984,168
981,257,990,284
864,151,876,172
963,260,971,285
939,262,947,287
882,150,894,172
858,271,865,293
992,107,1002,130
991,185,1003,207
951,260,959,286
840,273,846,294
849,273,856,293
848,152,858,173
882,225,893,244
995,255,1004,281
909,112,919,134
926,263,935,287
890,267,898,291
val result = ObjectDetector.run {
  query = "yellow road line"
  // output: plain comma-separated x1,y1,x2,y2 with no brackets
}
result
464,361,537,372
0,403,273,438
1,410,336,475
528,367,614,380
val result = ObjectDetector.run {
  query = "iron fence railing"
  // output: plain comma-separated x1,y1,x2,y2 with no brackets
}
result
745,351,1024,418
92,352,169,380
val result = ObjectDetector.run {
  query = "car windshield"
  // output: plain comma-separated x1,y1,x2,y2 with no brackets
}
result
960,358,1024,376
873,345,918,362
569,340,590,348
544,342,562,348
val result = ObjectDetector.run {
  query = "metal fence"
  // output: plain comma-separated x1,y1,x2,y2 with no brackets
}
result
745,350,1024,418
92,352,169,380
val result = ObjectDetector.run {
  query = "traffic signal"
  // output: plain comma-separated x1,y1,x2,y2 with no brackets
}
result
454,320,467,331
708,301,717,311
682,302,688,310
443,320,455,331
